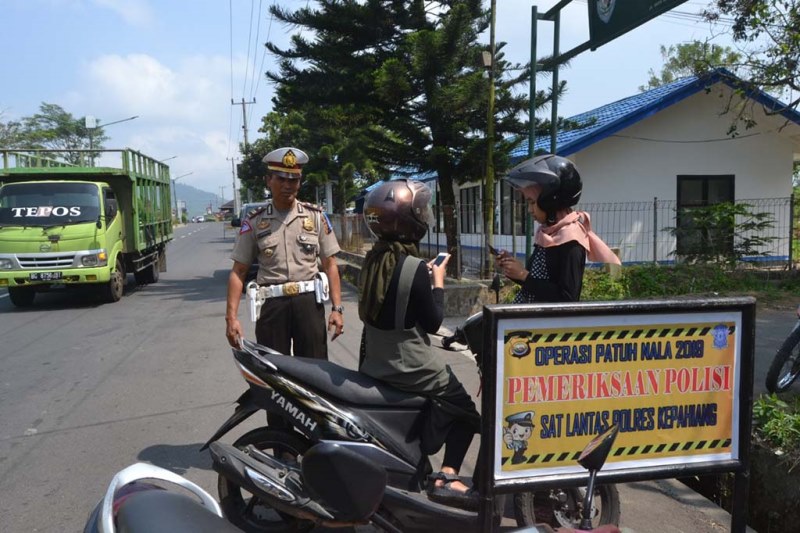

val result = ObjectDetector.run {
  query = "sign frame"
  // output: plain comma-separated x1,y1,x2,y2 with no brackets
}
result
587,0,690,51
476,297,754,530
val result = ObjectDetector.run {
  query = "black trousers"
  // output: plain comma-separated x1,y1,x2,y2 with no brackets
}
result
255,292,328,431
255,292,328,359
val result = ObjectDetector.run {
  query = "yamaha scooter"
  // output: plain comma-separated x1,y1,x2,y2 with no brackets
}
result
83,427,622,533
203,337,620,531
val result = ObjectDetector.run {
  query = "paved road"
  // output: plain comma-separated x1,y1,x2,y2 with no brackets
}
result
0,222,793,531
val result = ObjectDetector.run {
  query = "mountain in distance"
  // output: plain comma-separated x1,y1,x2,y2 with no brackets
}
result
173,182,228,218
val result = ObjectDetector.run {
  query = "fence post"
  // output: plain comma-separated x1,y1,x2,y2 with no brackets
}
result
790,193,796,270
653,196,658,264
455,199,462,278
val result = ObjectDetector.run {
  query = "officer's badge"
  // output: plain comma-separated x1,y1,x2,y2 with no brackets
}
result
303,217,314,232
240,220,253,234
257,219,271,230
282,150,297,168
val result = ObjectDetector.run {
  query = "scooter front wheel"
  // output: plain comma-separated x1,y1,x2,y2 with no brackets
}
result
513,485,621,529
217,427,313,533
765,323,800,393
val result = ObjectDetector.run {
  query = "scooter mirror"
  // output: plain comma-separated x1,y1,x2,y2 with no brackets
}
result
577,424,619,472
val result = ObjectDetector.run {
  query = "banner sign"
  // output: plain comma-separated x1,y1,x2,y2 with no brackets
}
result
588,0,689,51
491,304,750,482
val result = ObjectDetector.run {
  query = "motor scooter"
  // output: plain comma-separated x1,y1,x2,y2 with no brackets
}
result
84,424,622,533
202,336,620,532
765,304,800,393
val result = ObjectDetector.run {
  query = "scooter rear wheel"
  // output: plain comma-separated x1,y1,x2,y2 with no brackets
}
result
217,427,313,533
513,485,621,529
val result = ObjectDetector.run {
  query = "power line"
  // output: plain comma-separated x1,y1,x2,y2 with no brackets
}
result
249,0,265,103
612,131,763,143
252,7,275,106
232,98,257,149
227,0,236,158
242,0,256,99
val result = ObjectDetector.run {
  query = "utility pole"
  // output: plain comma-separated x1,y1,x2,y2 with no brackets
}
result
219,186,227,210
231,98,256,148
232,98,256,203
227,157,239,215
483,0,497,278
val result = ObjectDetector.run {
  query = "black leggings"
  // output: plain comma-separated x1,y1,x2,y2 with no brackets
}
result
436,372,480,472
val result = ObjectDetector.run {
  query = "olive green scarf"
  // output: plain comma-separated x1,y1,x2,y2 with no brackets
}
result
358,240,420,322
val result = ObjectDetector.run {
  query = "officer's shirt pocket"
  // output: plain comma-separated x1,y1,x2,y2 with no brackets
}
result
296,233,319,257
258,234,281,263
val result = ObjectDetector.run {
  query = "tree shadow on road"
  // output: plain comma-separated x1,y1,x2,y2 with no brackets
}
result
137,442,213,475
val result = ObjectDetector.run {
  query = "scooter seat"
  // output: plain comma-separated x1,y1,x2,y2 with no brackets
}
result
115,490,240,533
246,349,428,408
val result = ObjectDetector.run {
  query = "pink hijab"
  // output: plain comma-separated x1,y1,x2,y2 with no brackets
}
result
535,211,621,265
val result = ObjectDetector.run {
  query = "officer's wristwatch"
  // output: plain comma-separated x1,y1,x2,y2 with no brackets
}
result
331,304,344,314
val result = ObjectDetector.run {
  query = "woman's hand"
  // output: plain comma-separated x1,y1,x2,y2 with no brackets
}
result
495,252,528,282
427,254,450,288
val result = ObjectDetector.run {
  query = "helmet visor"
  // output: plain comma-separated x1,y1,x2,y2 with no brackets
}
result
411,183,434,227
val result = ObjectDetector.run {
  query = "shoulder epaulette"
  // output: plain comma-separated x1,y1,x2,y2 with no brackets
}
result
248,206,267,219
299,201,323,212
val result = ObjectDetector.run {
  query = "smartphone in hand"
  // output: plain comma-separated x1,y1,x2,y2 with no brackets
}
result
433,252,449,266
488,243,504,256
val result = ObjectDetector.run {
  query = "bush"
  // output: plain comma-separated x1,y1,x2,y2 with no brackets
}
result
753,394,800,462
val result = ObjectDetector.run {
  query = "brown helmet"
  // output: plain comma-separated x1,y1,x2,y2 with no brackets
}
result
363,179,434,242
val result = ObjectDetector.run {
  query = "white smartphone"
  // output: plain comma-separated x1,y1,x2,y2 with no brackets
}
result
432,252,450,266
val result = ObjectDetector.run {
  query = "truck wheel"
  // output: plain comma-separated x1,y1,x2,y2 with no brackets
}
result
134,255,160,285
103,258,125,303
8,286,36,307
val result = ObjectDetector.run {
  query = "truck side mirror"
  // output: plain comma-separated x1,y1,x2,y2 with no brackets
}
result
231,217,241,228
105,199,118,219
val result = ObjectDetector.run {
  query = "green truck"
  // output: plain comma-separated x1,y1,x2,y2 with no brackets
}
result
0,149,172,307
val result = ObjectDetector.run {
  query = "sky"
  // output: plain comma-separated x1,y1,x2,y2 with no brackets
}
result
0,0,738,197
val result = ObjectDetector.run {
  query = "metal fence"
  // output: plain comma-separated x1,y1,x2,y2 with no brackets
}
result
331,196,795,277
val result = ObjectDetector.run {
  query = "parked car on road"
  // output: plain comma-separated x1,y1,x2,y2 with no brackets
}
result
230,202,269,229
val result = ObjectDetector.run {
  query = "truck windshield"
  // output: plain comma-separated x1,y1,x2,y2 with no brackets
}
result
0,182,101,227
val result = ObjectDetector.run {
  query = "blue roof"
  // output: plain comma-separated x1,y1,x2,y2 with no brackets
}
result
510,68,800,161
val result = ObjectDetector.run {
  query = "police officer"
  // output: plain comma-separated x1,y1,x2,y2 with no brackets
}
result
225,147,344,358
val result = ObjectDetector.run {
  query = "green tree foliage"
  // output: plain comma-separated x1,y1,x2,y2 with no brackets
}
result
0,111,24,148
0,103,108,164
666,202,777,267
703,0,799,112
264,0,556,276
639,41,742,91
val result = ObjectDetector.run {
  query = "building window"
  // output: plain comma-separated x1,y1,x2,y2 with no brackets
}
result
459,185,483,234
675,175,735,257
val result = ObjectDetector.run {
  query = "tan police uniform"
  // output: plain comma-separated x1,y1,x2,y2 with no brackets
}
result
231,199,339,360
230,146,341,360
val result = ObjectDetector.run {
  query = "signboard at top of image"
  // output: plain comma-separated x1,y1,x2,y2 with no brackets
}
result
588,0,689,51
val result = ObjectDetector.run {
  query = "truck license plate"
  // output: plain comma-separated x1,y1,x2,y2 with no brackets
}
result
29,272,63,281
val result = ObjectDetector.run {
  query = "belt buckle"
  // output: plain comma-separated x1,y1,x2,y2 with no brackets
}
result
284,282,300,296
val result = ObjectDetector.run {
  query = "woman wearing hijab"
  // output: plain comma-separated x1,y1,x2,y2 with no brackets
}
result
495,154,621,302
357,179,480,509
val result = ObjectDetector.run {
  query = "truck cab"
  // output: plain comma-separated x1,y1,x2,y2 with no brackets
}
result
0,149,172,307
